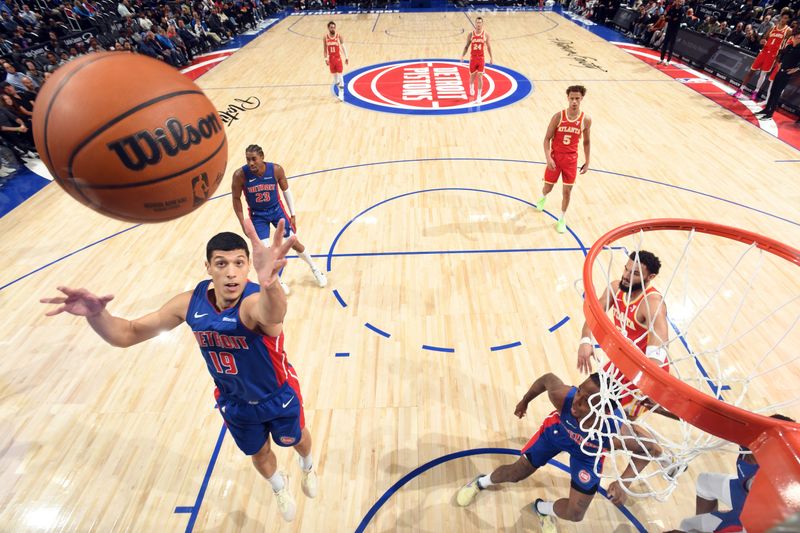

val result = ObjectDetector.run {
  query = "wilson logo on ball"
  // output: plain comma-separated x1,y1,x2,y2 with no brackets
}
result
106,113,223,171
343,59,532,115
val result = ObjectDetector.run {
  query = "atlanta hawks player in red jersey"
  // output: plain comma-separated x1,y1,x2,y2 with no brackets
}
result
577,250,671,418
460,16,493,103
324,21,349,100
734,9,792,100
535,85,592,234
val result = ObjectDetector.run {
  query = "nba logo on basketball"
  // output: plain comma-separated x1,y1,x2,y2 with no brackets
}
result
345,59,532,115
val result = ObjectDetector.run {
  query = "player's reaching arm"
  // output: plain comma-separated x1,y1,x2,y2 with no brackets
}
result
486,32,493,64
461,32,472,61
606,425,664,504
239,218,295,337
580,115,592,174
641,291,669,362
323,35,328,65
231,167,247,232
543,111,561,171
577,282,615,373
339,34,349,65
40,287,189,348
513,373,571,418
273,163,296,229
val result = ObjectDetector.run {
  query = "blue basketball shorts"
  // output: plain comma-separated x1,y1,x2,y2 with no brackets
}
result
214,381,305,456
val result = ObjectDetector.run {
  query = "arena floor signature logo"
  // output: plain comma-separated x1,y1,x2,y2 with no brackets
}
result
343,59,532,115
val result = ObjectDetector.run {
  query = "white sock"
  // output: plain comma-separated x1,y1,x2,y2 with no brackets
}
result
297,250,316,269
299,453,313,472
267,471,285,492
754,71,767,94
560,211,566,221
477,474,493,489
536,499,555,515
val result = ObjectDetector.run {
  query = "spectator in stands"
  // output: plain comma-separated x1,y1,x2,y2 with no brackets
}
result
43,51,61,72
631,5,651,39
755,10,774,36
727,21,747,43
207,7,232,38
0,10,18,34
118,0,134,18
20,76,37,98
164,24,193,61
758,27,800,118
176,18,205,52
136,13,153,31
2,61,35,92
154,26,188,65
22,59,43,85
18,5,39,27
2,93,32,133
683,8,699,29
742,24,761,51
644,13,666,45
70,0,93,20
86,36,104,52
3,82,34,112
10,27,31,49
713,20,732,39
0,103,34,159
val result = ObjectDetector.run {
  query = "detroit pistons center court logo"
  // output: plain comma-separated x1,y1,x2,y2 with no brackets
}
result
343,59,532,115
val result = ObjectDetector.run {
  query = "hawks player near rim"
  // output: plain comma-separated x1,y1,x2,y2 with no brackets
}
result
324,20,349,100
460,16,493,102
577,250,671,418
535,85,592,234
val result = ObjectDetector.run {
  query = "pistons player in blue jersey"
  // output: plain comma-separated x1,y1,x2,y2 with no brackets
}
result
232,144,327,295
40,219,314,523
456,372,662,531
667,414,794,533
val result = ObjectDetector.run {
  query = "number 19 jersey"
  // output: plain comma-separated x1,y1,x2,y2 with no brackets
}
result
186,279,298,402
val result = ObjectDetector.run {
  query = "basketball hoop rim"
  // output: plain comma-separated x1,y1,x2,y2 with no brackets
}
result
581,218,800,447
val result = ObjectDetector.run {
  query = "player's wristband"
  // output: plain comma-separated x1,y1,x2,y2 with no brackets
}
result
645,345,668,364
579,337,593,346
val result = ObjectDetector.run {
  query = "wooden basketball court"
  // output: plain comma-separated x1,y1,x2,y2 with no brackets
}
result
2,10,799,532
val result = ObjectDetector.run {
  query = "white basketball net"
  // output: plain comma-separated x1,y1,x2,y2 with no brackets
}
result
577,226,800,501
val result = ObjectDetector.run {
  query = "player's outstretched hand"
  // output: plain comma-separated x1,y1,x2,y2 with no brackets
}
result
606,481,628,505
580,162,589,174
577,343,596,374
243,218,296,289
514,399,529,418
40,286,114,317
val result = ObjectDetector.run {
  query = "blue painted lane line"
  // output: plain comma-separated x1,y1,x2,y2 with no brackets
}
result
354,447,647,533
490,341,522,351
335,352,350,357
177,424,228,533
364,322,391,338
548,315,570,332
421,344,455,353
332,289,347,308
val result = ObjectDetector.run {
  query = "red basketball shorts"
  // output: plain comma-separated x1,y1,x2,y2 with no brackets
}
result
544,152,579,185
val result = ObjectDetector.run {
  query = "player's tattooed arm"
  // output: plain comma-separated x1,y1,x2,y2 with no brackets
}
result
514,373,569,418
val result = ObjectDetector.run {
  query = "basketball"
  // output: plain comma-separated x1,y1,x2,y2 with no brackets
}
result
32,52,227,223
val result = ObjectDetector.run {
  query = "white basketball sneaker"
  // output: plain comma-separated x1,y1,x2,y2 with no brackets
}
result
273,472,296,522
312,267,327,288
299,458,318,498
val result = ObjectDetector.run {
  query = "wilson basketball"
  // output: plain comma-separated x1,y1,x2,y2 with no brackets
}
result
32,52,228,223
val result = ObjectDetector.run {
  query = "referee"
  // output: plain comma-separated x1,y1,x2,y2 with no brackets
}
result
657,0,686,66
758,27,800,119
